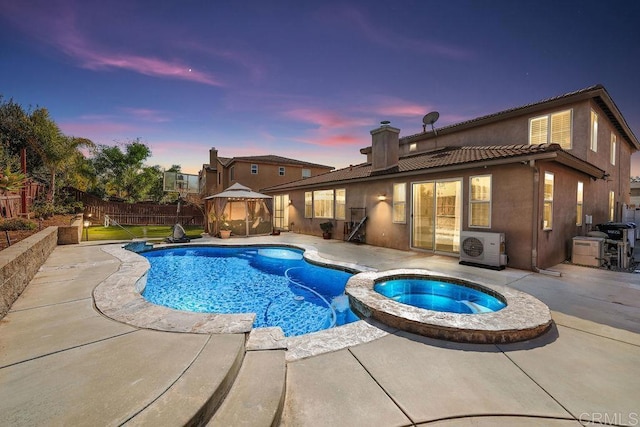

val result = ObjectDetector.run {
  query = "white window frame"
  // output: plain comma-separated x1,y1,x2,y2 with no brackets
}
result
590,110,598,152
392,183,406,223
610,133,616,165
543,172,554,230
469,175,492,228
279,166,285,176
529,110,572,149
576,181,583,226
251,164,258,174
335,189,346,220
313,189,334,218
304,192,312,218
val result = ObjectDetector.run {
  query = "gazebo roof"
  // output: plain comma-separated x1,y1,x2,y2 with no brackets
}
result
204,183,272,200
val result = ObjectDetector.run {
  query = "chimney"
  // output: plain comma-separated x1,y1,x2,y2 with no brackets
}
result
209,147,218,166
370,121,400,172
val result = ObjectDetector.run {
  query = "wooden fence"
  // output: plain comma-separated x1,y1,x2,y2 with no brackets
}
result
68,188,205,226
0,181,45,219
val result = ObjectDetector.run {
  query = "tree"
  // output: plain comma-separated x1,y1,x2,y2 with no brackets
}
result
90,139,156,202
27,108,94,203
0,97,42,174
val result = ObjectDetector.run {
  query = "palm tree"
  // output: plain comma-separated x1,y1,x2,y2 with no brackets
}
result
27,108,93,203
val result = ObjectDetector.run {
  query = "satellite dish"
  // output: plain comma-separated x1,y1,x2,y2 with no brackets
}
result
422,111,439,134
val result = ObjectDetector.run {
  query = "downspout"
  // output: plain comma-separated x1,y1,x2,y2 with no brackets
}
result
530,160,539,271
530,160,562,277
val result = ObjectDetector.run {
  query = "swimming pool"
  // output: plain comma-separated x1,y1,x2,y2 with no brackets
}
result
374,277,506,314
141,246,359,336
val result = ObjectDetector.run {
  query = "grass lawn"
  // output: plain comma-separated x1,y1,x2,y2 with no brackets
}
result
84,224,204,241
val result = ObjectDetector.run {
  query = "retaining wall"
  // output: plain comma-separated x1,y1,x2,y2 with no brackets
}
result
0,226,59,319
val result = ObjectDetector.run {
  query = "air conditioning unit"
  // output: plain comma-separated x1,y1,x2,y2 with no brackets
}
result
571,236,604,267
459,231,507,270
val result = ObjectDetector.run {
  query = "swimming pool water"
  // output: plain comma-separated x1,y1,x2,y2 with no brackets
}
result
374,278,506,314
141,246,358,336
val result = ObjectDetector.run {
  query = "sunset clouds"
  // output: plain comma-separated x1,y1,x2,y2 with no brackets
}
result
2,0,638,175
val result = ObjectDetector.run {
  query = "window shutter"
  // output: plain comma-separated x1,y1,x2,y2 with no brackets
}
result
530,117,548,145
550,110,571,149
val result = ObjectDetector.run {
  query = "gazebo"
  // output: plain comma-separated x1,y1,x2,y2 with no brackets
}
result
204,183,273,237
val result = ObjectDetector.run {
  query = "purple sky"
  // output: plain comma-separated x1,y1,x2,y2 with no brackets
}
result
2,0,639,175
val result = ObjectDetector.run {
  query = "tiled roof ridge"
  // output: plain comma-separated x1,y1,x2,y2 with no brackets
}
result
458,143,557,151
230,154,333,169
264,143,568,192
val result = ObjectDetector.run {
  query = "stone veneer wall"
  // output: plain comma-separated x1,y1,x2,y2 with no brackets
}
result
0,226,58,319
57,216,84,245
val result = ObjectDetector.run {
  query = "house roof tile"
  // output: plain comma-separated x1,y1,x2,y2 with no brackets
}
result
227,154,333,169
263,144,566,191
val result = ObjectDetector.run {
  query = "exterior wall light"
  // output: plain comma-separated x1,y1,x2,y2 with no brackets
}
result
377,194,387,201
83,220,91,241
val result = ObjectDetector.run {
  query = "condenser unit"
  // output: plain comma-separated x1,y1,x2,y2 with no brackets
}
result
459,231,507,270
571,237,604,267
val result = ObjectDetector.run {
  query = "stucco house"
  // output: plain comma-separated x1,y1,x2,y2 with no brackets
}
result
199,148,333,231
262,85,639,271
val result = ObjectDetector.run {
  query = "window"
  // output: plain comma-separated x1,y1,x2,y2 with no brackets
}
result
251,164,258,174
609,191,615,222
576,181,583,226
230,166,235,181
313,189,334,218
279,166,285,176
529,116,548,145
409,143,417,152
610,133,617,165
392,183,406,223
590,110,598,152
543,172,554,230
302,168,311,179
304,192,312,218
335,189,346,220
529,110,572,148
469,175,491,228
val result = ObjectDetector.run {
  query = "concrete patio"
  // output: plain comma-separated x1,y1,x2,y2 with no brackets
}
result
1,233,639,426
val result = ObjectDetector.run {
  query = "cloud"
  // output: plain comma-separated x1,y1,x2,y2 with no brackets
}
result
293,133,367,148
1,1,224,87
361,96,432,118
283,108,370,130
57,32,224,86
58,120,136,138
120,108,172,123
325,6,472,60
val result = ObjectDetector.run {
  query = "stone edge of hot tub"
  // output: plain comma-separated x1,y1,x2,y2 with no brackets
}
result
94,245,256,334
345,269,553,344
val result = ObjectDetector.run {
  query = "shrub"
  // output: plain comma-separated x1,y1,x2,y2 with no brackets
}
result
0,218,36,231
31,201,55,219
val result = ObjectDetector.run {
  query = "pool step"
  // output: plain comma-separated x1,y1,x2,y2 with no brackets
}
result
207,349,286,427
125,333,246,426
208,328,287,427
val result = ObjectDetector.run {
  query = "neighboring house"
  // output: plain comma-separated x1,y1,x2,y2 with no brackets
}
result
630,177,640,207
263,85,639,271
199,148,334,230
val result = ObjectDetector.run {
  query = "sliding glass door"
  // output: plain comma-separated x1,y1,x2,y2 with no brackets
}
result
412,179,461,253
